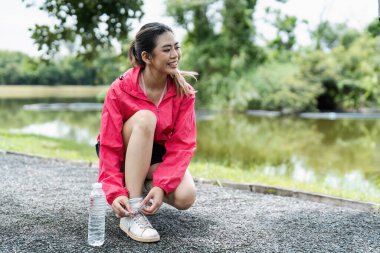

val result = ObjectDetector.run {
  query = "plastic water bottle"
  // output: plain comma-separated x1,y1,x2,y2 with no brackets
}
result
88,182,106,246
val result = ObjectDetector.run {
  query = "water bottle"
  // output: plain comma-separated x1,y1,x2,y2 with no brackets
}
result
88,182,106,246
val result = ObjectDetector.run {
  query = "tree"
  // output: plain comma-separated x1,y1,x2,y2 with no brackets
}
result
220,0,258,57
248,62,322,113
22,0,144,58
310,22,360,51
166,0,265,109
0,50,125,85
296,32,380,111
0,51,31,84
265,7,298,52
366,18,380,37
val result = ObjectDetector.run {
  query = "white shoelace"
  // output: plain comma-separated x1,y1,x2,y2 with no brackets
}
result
134,212,153,230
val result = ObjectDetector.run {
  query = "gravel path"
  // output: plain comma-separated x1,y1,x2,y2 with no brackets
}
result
1,152,379,253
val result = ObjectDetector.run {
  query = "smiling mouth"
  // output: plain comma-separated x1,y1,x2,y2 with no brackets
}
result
168,62,178,68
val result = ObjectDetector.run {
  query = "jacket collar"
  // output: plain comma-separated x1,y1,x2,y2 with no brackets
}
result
120,66,177,100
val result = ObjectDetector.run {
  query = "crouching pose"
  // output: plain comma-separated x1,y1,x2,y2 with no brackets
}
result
97,22,197,242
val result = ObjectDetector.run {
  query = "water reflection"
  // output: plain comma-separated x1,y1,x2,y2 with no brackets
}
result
10,120,95,145
196,113,380,174
1,99,379,195
291,157,315,183
324,170,379,196
262,157,380,194
23,102,103,111
0,98,101,144
196,113,380,194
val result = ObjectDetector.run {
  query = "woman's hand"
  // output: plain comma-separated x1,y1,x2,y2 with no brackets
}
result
112,195,133,218
141,186,164,215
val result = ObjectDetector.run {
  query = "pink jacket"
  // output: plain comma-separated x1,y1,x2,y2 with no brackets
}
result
98,66,196,205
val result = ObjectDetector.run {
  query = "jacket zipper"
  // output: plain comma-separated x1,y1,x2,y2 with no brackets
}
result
127,88,176,115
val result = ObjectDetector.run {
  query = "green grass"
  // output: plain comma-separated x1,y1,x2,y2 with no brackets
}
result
0,130,97,162
189,161,380,203
1,130,379,203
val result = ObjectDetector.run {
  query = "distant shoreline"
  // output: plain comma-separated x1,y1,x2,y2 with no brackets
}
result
246,110,380,119
0,85,108,99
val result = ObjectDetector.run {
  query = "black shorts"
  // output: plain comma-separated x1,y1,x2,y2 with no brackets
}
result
95,142,166,165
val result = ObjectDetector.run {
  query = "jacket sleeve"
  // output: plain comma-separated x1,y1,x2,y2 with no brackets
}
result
98,85,128,205
152,93,196,194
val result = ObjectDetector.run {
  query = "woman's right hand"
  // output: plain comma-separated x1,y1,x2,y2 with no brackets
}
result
112,195,133,218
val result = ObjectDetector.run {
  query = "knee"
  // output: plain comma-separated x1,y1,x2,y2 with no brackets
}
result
124,110,157,135
174,186,197,210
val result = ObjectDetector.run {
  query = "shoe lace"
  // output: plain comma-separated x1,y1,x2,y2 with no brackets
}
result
134,212,153,230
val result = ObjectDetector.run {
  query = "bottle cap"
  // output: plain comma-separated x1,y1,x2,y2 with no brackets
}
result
92,182,102,189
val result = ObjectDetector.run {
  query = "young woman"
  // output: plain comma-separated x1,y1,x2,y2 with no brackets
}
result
97,22,197,243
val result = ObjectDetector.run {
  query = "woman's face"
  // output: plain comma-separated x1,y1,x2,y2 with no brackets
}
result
149,31,181,76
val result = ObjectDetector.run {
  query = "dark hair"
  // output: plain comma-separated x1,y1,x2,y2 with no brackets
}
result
128,22,173,67
128,22,197,95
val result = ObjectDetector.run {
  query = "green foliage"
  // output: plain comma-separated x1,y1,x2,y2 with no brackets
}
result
22,0,144,58
166,0,216,43
339,28,361,49
312,21,340,50
221,0,257,56
264,7,298,52
167,0,264,110
0,50,127,85
333,34,380,109
0,51,32,84
311,22,361,51
248,62,322,112
297,33,380,110
366,18,380,37
5,1,379,113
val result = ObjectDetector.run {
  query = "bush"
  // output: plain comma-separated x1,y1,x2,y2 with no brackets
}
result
297,33,380,111
248,62,322,113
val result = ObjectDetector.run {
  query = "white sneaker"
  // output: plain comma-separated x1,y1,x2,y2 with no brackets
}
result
119,198,160,242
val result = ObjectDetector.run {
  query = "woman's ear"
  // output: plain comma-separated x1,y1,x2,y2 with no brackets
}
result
141,51,152,65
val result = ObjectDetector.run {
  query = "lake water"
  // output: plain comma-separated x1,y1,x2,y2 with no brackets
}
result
1,98,379,199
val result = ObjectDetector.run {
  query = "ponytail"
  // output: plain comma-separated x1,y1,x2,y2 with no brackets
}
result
128,40,143,67
172,70,198,96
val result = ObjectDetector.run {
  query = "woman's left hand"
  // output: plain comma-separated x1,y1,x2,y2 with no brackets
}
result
141,186,164,215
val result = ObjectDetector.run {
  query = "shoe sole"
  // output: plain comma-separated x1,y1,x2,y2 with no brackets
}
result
119,224,160,243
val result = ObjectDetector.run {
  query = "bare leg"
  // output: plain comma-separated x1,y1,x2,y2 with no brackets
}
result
123,110,157,198
146,166,197,210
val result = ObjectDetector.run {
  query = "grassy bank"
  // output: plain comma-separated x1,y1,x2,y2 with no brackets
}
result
0,130,97,161
190,162,380,203
0,85,108,99
0,130,379,203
